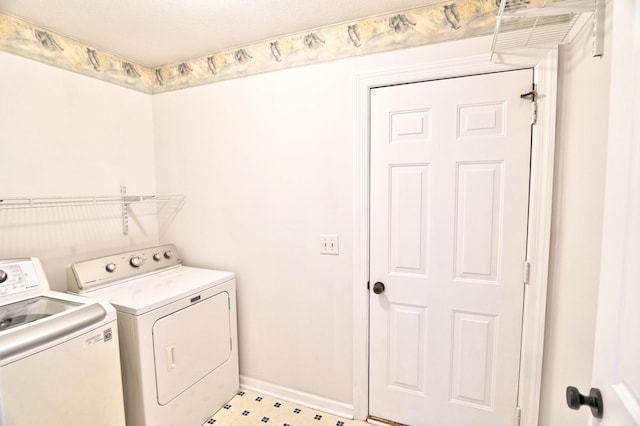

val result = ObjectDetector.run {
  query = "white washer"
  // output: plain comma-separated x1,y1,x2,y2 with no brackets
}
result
67,244,239,426
0,258,125,426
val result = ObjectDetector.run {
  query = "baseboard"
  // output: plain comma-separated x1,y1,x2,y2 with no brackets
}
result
240,375,355,419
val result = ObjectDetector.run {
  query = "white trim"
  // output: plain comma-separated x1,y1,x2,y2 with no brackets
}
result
240,375,354,419
353,50,558,425
613,383,640,424
518,49,558,426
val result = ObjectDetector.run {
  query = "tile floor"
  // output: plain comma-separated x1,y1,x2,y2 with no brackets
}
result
203,389,369,426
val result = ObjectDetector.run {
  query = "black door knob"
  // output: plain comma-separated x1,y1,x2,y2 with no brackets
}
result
373,282,385,294
566,386,603,418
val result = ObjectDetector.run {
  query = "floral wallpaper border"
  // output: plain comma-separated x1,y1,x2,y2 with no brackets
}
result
0,0,505,94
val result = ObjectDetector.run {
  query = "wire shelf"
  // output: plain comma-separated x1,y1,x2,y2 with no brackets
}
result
0,194,185,210
0,192,185,235
491,0,598,61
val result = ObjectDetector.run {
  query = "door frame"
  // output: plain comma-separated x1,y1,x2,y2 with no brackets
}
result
353,49,559,426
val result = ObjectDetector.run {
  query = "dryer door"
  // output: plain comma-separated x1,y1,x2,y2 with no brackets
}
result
152,291,231,405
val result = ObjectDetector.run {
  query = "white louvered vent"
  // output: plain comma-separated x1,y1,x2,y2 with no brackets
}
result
491,0,603,61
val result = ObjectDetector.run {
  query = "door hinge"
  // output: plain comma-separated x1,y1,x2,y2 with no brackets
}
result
367,281,370,290
520,84,538,125
523,261,531,284
515,406,522,426
592,0,605,57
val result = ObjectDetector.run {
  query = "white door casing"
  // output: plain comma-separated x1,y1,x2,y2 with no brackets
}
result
353,50,558,426
369,69,533,426
590,0,640,424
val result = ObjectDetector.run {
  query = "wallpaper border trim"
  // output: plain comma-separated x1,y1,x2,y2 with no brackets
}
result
0,0,501,93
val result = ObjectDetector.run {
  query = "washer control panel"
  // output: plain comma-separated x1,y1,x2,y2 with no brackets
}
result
0,259,45,298
67,244,182,293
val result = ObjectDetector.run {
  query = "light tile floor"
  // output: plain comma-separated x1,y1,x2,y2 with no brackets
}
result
203,389,369,426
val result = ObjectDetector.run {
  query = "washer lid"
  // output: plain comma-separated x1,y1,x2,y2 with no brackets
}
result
84,266,234,315
0,292,115,366
0,296,81,332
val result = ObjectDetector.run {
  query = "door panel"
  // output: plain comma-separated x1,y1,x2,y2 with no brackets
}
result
454,162,503,282
388,303,427,393
389,164,430,275
369,69,533,426
450,311,496,407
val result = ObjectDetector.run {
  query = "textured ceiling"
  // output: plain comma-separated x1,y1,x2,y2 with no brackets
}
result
0,0,443,67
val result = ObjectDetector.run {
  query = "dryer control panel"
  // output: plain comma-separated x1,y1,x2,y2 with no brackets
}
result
67,244,182,293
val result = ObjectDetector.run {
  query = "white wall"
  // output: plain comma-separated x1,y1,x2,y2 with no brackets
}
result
152,37,494,411
539,8,612,426
0,51,158,289
0,16,614,422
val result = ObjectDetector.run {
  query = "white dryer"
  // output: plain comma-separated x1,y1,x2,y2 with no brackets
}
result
67,244,239,426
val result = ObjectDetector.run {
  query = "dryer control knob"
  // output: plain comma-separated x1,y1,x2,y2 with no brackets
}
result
0,270,7,284
105,263,117,273
129,256,142,268
153,253,162,261
164,250,174,259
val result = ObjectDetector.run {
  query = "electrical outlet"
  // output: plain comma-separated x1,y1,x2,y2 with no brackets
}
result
320,234,339,255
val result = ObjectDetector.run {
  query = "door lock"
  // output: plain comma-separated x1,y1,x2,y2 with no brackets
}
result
566,386,603,418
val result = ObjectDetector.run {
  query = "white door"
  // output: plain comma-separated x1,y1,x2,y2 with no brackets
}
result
589,1,640,424
369,69,533,426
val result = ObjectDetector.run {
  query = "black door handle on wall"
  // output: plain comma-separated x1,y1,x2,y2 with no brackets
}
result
566,386,603,418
